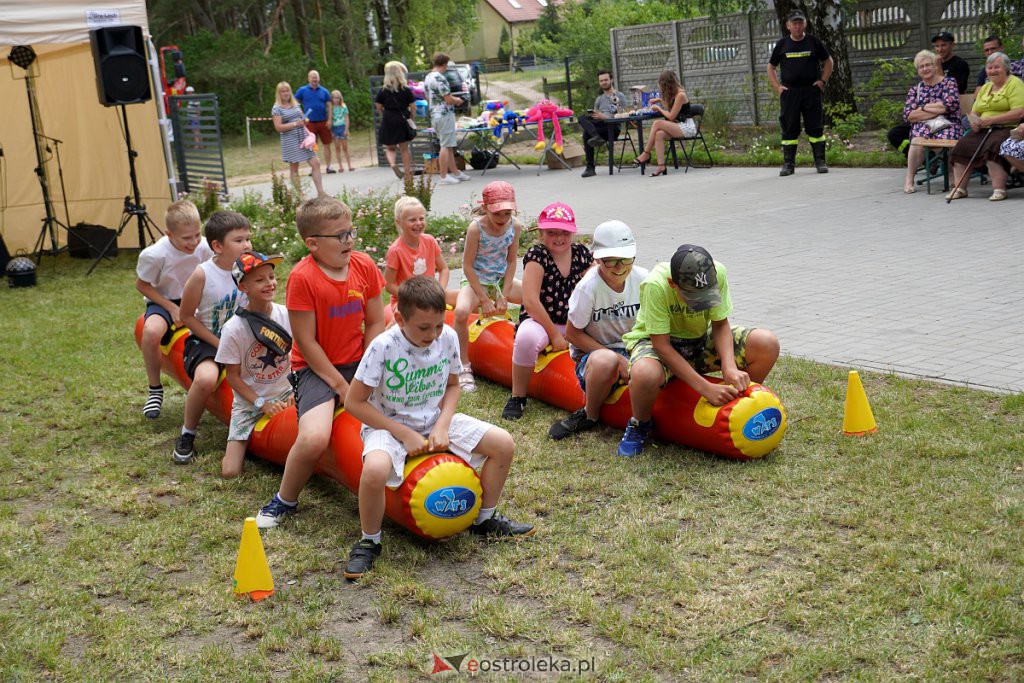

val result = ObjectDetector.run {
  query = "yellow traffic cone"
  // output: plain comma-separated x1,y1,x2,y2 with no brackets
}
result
233,517,274,601
842,370,877,436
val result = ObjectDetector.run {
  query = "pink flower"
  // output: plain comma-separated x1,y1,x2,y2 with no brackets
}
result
449,245,458,254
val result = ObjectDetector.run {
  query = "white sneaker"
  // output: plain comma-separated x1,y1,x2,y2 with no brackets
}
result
439,176,461,185
454,171,472,182
459,365,477,392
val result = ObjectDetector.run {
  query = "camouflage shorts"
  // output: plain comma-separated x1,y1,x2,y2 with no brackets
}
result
628,326,752,384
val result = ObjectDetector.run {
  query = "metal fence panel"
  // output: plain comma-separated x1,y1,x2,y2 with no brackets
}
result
168,94,229,196
611,0,994,126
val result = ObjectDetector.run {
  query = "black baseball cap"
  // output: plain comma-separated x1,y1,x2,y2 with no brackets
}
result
786,10,807,21
670,245,720,311
931,31,955,43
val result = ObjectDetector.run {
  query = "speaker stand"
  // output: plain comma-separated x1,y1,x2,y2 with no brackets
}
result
87,104,159,275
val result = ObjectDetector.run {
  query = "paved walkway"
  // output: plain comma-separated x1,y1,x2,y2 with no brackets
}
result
237,163,1024,393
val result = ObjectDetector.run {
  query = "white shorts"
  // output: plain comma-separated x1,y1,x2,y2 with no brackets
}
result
362,413,491,488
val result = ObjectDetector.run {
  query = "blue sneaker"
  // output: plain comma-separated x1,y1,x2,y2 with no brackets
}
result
256,494,297,529
618,418,653,457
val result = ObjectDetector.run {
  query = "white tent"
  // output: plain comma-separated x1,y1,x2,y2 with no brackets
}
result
0,0,174,254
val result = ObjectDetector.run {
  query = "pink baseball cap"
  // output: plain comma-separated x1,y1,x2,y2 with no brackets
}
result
481,181,517,212
537,202,577,233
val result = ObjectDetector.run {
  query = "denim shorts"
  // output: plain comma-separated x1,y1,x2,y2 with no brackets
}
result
574,347,630,391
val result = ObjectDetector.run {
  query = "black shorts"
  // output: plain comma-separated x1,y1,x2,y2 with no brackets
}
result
292,363,360,420
183,336,221,380
144,299,180,345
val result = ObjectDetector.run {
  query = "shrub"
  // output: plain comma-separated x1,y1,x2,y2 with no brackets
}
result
826,102,866,142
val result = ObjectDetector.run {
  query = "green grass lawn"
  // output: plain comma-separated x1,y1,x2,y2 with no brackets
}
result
2,256,1022,680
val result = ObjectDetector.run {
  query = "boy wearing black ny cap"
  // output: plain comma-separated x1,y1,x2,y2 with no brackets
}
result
214,252,294,478
618,245,779,457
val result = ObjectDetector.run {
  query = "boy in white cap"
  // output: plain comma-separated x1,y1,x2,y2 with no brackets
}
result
548,220,647,440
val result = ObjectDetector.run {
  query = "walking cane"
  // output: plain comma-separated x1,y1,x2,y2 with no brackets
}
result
946,126,994,204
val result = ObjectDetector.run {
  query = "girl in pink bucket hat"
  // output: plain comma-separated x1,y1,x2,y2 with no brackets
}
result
502,201,593,420
453,181,525,392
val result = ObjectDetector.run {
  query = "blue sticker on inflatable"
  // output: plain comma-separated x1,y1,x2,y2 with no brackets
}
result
743,408,782,441
426,486,476,519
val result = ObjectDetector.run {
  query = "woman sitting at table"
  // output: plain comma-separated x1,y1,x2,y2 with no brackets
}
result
901,50,964,194
947,52,1024,202
633,70,691,177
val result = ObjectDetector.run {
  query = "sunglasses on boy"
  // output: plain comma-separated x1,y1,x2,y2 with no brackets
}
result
310,228,358,243
599,257,635,268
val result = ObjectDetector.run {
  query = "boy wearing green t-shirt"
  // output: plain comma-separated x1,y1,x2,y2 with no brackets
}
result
618,244,779,457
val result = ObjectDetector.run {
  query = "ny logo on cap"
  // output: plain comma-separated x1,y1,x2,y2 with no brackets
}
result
694,272,708,287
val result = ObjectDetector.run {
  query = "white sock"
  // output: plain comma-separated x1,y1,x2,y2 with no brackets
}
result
362,530,382,544
274,493,297,508
181,426,196,436
474,507,496,525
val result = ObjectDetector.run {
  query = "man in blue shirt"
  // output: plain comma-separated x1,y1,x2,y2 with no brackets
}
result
295,70,334,172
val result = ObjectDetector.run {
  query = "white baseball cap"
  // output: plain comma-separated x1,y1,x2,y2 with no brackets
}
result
591,220,636,259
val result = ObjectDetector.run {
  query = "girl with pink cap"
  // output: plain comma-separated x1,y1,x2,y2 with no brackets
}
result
453,181,524,391
502,202,593,421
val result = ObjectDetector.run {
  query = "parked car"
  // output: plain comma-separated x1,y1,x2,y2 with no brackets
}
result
449,62,480,105
445,62,476,112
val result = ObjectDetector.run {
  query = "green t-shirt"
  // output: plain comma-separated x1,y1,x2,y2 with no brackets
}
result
622,261,732,349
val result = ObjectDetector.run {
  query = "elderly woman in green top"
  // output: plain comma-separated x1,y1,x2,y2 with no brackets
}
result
947,52,1024,202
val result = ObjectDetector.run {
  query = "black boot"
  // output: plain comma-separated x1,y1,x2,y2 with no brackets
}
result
779,145,796,177
811,141,829,173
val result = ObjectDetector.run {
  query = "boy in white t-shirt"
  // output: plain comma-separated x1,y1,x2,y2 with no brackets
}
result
135,200,213,419
342,277,535,581
548,220,648,440
174,211,252,464
214,253,294,478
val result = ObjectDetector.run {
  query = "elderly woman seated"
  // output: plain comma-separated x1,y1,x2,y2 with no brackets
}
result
901,50,964,194
633,70,692,177
948,52,1024,201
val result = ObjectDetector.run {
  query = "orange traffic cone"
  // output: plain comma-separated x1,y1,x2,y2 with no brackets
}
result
233,517,274,601
842,370,877,436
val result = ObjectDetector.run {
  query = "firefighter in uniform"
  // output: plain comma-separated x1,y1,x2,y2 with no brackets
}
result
766,10,834,176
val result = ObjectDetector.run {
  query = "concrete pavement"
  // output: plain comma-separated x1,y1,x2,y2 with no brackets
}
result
236,161,1024,393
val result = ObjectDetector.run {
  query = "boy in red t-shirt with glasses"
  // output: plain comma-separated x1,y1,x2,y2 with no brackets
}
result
255,195,386,528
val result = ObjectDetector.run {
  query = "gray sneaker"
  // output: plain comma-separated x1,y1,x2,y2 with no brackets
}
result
172,432,195,464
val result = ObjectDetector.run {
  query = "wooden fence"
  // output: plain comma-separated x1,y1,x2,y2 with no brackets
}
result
610,0,993,125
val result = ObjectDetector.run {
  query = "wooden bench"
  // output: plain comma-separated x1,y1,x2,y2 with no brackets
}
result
911,138,958,194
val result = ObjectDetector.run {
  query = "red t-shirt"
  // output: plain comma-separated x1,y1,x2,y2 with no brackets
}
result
385,234,442,306
286,252,385,370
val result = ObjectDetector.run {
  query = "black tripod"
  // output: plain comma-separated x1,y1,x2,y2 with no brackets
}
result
24,77,72,262
87,104,160,275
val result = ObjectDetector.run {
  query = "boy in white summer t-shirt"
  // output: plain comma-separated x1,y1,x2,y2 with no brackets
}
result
342,277,535,581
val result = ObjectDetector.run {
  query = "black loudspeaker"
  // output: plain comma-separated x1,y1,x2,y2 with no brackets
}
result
89,26,151,106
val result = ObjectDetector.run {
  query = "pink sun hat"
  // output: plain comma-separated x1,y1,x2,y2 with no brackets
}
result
481,181,517,212
537,202,577,233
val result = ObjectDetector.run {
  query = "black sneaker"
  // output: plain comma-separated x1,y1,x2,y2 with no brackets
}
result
172,432,196,464
548,408,599,440
469,512,535,538
501,396,527,421
343,539,382,580
580,166,596,178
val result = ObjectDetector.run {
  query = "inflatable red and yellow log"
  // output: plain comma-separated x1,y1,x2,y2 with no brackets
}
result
463,315,787,460
134,317,482,540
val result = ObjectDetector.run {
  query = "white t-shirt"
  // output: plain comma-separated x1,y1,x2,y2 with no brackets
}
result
195,260,247,338
354,324,460,435
136,235,214,301
567,265,648,360
215,303,292,399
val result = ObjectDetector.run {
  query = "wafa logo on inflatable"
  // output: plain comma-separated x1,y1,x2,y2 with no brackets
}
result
427,487,476,518
742,408,782,441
